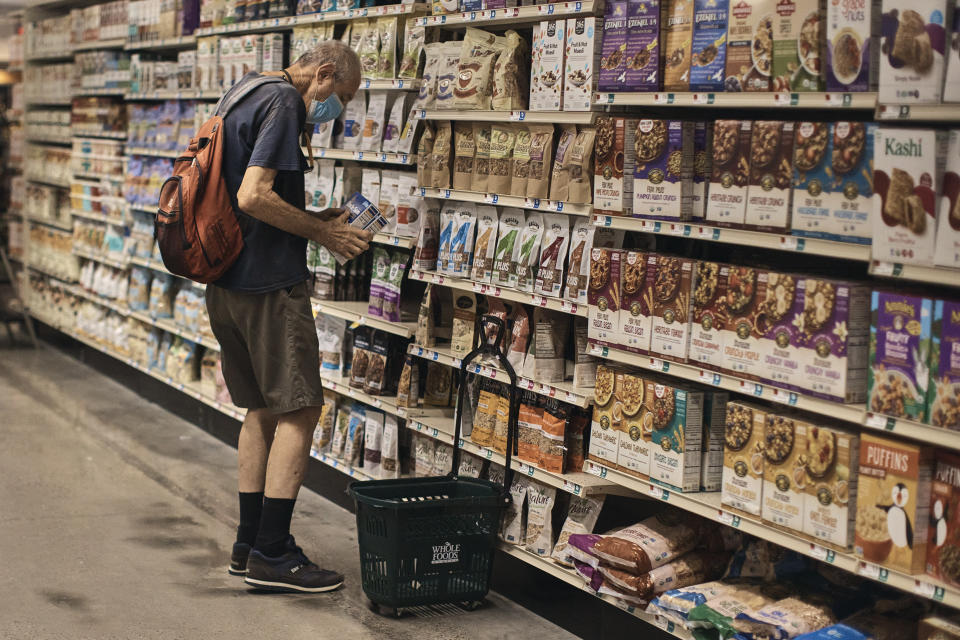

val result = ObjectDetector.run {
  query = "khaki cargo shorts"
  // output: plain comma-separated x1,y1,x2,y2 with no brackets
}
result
205,281,324,413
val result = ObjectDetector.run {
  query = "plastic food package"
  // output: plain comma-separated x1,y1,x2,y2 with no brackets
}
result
551,495,605,566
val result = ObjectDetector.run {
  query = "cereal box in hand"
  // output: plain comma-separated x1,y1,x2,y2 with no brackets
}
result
926,451,960,587
802,425,859,549
878,0,951,104
855,433,933,574
706,120,752,226
934,129,960,269
744,121,795,232
791,121,834,239
929,299,960,430
648,380,706,492
690,0,730,91
829,121,876,244
690,261,729,371
722,400,767,515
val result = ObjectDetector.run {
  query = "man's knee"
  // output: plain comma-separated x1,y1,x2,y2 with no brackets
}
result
280,405,323,433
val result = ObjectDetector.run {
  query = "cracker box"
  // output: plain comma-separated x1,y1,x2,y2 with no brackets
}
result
855,433,933,574
745,121,795,232
589,365,622,466
720,266,768,380
796,278,870,403
594,116,638,214
878,0,951,104
701,391,729,491
620,250,656,353
625,0,661,91
791,122,834,239
633,120,694,220
690,261,730,371
564,17,600,111
616,371,651,477
692,121,711,219
539,20,566,111
926,451,960,586
929,299,960,429
690,0,730,91
771,0,825,92
802,425,859,549
650,255,696,362
648,380,706,492
724,0,776,91
721,401,767,515
706,120,752,226
868,291,934,421
761,412,810,534
599,1,630,91
919,616,960,640
825,0,881,91
828,121,876,244
873,127,949,266
760,271,804,391
934,129,960,268
588,248,624,347
944,2,960,102
662,0,696,90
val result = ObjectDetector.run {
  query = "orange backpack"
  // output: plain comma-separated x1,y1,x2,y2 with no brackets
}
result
155,76,288,284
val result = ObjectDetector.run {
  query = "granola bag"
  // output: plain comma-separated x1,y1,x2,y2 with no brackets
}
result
507,303,530,371
349,327,373,389
517,392,544,465
342,92,366,150
424,361,453,407
396,354,420,408
453,28,502,110
435,41,462,109
359,19,380,78
362,330,390,396
381,93,408,153
527,124,556,199
471,206,499,282
592,514,701,574
471,379,498,447
493,209,524,287
492,381,512,456
568,127,597,204
415,284,436,347
525,482,558,556
488,123,518,194
430,120,452,189
381,415,400,478
415,42,444,108
450,202,478,276
416,121,435,187
451,290,477,355
510,124,532,196
472,122,492,192
378,169,399,234
368,247,390,318
552,496,605,565
395,171,420,237
437,203,457,274
399,20,425,79
413,200,440,270
453,122,476,191
492,29,528,110
376,17,397,79
512,211,545,292
534,213,570,297
502,475,529,544
363,409,385,477
381,249,408,323
414,433,436,476
564,219,594,302
457,452,486,478
432,442,453,475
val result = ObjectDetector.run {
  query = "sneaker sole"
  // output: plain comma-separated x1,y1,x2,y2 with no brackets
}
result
227,565,247,576
244,577,344,593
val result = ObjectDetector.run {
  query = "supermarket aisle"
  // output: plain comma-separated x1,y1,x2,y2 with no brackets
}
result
0,345,575,640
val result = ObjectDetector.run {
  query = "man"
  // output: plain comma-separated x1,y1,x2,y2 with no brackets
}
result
204,40,370,594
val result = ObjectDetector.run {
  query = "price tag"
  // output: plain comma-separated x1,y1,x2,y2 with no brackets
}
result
524,379,535,391
356,151,364,160
538,3,556,14
587,462,608,479
468,11,477,20
871,261,895,277
648,484,668,501
401,154,408,163
417,109,426,119
380,153,388,162
897,105,911,119
914,580,946,601
532,295,548,308
653,93,669,104
391,236,400,246
397,407,406,417
699,370,721,386
452,358,462,368
666,223,684,236
486,448,494,459
430,427,439,437
565,392,579,404
780,236,798,251
858,562,889,582
509,111,527,121
484,193,499,204
432,351,439,361
717,510,741,528
809,544,836,563
519,463,535,477
562,480,583,496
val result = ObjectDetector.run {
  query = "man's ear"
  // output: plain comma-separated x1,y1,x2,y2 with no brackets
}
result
316,62,336,82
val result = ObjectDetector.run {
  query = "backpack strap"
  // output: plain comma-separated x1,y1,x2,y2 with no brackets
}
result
214,75,288,118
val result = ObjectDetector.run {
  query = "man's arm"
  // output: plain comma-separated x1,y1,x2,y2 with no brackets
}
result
237,165,371,259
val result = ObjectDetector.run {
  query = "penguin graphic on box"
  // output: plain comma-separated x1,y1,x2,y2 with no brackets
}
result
878,483,913,549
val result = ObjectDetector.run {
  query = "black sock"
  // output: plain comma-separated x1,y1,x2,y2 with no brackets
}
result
254,497,297,557
237,491,264,546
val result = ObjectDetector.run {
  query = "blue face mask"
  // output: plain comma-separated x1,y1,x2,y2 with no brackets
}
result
307,90,343,124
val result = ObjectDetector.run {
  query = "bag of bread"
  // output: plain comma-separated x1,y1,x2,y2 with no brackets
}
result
492,30,528,110
472,122,492,193
527,124,555,199
471,206,499,282
453,28,502,110
429,120,452,189
416,121,435,187
453,122,475,191
488,123,518,194
399,20,425,79
510,124,531,196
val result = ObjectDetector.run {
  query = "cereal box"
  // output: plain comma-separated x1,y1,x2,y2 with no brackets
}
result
539,20,566,111
720,266,768,380
616,371,651,477
722,401,767,515
530,23,543,110
620,251,656,353
873,127,949,266
919,616,960,640
625,0,661,91
690,261,730,371
796,278,870,403
594,116,638,214
828,121,876,244
759,271,804,391
825,0,881,91
650,255,696,362
771,0,825,92
761,412,810,534
868,291,934,421
802,425,859,549
724,0,775,91
648,380,706,492
564,17,600,111
633,120,694,220
745,121,795,232
944,2,960,102
855,433,933,574
662,0,696,90
928,299,960,429
701,391,729,491
791,122,834,239
926,451,960,586
588,248,623,347
878,0,951,104
589,365,622,466
690,0,730,91
599,1,630,91
706,120,752,226
934,129,960,268
692,121,711,219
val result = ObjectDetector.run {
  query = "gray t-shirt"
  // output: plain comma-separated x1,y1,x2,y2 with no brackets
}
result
215,72,309,293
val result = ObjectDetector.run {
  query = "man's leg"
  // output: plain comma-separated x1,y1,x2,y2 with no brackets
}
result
236,408,277,546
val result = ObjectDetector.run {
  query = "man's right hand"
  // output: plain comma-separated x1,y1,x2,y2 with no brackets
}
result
315,211,373,259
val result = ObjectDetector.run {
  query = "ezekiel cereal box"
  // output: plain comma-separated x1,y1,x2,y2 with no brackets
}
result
588,248,624,347
759,271,805,391
929,299,960,430
594,116,638,214
599,1,629,91
706,120,752,226
616,371,651,478
720,266,769,381
855,433,933,574
761,411,810,535
590,365,622,466
771,0,825,92
826,0,881,91
648,379,706,492
926,451,960,587
803,425,859,549
744,121,795,232
791,122,834,239
829,121,876,244
690,0,730,91
650,255,696,362
625,0,661,91
724,0,775,91
633,120,694,220
722,400,767,515
620,250,656,354
935,129,960,269
662,0,696,91
879,0,951,104
689,261,730,371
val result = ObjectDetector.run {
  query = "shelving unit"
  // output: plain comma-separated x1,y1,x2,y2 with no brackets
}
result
876,103,960,121
420,187,593,216
192,2,428,37
310,299,417,338
414,1,596,27
308,147,414,165
414,109,597,124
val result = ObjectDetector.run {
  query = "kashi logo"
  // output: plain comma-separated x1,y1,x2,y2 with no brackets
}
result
431,542,461,565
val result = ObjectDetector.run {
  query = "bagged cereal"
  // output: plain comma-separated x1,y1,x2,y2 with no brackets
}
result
552,495,605,566
492,30,528,110
452,122,475,191
471,206,499,282
453,28,502,110
525,482,557,556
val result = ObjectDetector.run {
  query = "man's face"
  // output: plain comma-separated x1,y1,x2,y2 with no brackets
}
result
310,64,361,107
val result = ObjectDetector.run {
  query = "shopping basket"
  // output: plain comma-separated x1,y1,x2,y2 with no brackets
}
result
349,315,519,616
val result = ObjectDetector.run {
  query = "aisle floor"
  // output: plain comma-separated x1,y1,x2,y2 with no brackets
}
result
0,344,576,640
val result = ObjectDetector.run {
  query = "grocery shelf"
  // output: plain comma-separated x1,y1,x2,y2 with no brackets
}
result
73,172,125,182
420,187,593,216
582,458,960,608
71,209,128,224
415,1,597,27
124,35,197,51
72,38,127,52
25,98,72,106
125,89,221,100
67,283,131,318
309,449,377,481
359,78,422,91
408,268,588,318
25,215,73,232
408,343,593,408
74,87,128,97
70,128,127,139
25,133,73,145
413,109,597,124
863,412,960,452
127,147,181,159
128,308,220,351
372,233,415,249
596,91,877,110
72,246,130,270
869,261,960,288
25,175,70,188
317,370,438,420
25,52,74,63
128,254,206,290
26,262,77,283
589,342,867,426
592,215,872,262
876,103,960,122
193,3,428,37
310,299,417,338
307,147,415,165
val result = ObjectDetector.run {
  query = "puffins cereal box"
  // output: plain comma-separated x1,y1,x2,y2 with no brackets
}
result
706,120,752,226
620,251,656,354
829,121,876,244
935,129,960,269
771,0,825,92
691,0,730,91
744,120,795,232
855,433,933,574
879,0,951,104
869,290,934,422
594,116,638,214
722,400,767,515
929,299,960,430
791,121,834,239
662,0,696,90
803,425,859,549
648,379,706,492
826,0,881,91
588,248,624,347
590,365,622,466
761,411,810,534
725,0,776,91
690,261,730,371
926,451,960,587
720,266,768,380
632,120,694,220
617,371,651,477
625,0,662,91
650,255,696,362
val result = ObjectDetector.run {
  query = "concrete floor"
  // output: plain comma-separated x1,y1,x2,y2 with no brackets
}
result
0,344,576,640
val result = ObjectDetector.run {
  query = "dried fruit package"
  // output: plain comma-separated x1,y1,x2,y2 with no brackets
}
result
534,213,570,297
493,209,525,287
471,206,499,283
512,212,545,292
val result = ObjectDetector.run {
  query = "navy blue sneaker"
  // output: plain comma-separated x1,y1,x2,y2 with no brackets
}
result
244,541,344,593
228,541,252,576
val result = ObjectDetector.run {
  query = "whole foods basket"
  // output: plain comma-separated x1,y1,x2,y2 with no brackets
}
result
349,316,519,615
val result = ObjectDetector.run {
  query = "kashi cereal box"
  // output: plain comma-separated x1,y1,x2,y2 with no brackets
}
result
650,255,696,362
706,120,752,226
722,400,767,515
616,371,651,477
745,120,795,232
829,121,876,244
588,248,624,348
620,251,656,354
724,0,776,91
719,266,769,380
648,379,706,492
929,299,960,430
590,365,622,466
803,425,859,549
855,433,933,574
791,121,834,239
759,271,805,391
761,411,811,534
878,0,951,104
926,450,960,587
934,129,960,269
690,261,730,371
